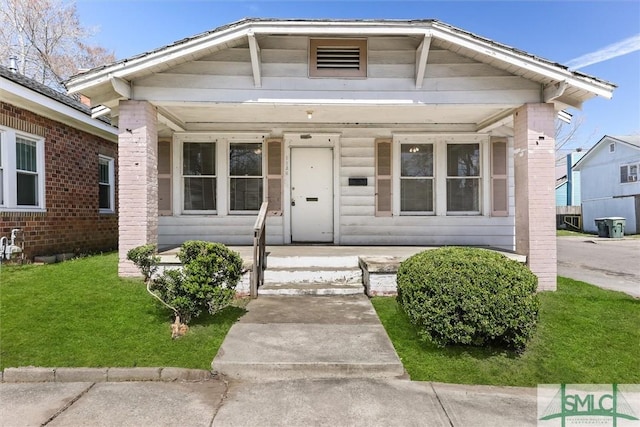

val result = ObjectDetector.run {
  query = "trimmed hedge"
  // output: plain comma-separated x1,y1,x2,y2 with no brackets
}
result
396,247,539,350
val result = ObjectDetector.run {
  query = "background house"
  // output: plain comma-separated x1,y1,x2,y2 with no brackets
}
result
574,135,640,235
555,151,585,231
0,65,119,261
66,18,616,290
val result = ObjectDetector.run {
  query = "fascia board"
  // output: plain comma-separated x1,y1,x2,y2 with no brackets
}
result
430,26,615,100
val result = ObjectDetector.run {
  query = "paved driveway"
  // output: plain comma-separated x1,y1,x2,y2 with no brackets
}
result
557,235,640,298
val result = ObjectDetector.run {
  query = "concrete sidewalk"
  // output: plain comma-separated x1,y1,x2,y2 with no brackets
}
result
212,295,405,380
0,378,538,426
1,295,540,426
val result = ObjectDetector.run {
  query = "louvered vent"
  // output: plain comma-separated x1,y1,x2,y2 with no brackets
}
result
316,46,361,70
310,39,367,78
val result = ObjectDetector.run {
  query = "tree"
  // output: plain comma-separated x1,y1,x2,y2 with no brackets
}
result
0,0,115,91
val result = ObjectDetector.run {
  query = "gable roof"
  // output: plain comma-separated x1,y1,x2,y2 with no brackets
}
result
573,135,640,170
0,65,117,141
65,18,616,109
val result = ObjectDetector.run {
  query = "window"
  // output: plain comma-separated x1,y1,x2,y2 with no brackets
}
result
609,143,615,153
183,142,216,211
98,155,115,212
229,142,263,212
158,140,172,215
447,144,480,213
400,144,434,213
0,127,45,211
620,164,639,183
309,39,367,78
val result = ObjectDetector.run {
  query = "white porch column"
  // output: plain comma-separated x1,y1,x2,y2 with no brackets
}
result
513,103,557,291
118,101,158,277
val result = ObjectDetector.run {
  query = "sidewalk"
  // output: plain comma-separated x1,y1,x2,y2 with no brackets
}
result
0,377,538,426
0,295,539,426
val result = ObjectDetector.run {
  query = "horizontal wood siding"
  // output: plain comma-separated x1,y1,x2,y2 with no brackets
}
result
137,36,539,105
158,215,284,248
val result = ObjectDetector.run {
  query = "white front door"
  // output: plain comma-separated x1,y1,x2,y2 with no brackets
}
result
290,147,334,242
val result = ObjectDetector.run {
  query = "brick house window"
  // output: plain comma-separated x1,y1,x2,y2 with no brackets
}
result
98,155,115,213
229,142,263,212
0,127,45,211
182,142,216,212
309,39,367,78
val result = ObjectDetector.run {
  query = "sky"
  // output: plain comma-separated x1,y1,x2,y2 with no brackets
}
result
75,0,640,151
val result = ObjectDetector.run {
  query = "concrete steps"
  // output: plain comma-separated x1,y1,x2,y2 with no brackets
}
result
260,256,364,296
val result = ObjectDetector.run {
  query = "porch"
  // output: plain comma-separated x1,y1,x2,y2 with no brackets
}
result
158,244,527,297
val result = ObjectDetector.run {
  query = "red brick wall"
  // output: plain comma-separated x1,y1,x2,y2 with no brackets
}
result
1,101,118,260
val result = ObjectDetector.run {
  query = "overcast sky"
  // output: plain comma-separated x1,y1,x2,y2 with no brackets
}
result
76,0,640,150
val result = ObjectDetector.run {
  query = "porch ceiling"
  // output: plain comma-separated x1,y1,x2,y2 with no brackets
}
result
151,102,514,135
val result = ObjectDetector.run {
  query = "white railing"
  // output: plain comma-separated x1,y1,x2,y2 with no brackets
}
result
251,202,269,298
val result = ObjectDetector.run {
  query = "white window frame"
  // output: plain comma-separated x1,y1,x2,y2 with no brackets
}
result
98,155,115,213
228,141,264,214
0,126,45,212
392,134,489,217
181,140,218,215
446,142,482,215
620,163,639,183
398,142,435,216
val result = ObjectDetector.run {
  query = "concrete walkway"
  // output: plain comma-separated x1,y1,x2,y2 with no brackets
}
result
212,295,406,380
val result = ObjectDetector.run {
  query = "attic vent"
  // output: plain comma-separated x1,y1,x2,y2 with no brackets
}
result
310,39,367,78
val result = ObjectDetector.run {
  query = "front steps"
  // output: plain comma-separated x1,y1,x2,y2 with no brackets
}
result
260,256,364,296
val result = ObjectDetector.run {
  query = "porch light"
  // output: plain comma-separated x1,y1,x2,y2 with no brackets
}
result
307,110,313,120
409,146,420,153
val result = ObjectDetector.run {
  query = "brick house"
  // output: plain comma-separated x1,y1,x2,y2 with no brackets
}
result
1,65,119,261
66,19,616,290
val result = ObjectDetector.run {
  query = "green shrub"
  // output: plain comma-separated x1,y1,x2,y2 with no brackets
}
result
127,241,243,324
396,247,539,351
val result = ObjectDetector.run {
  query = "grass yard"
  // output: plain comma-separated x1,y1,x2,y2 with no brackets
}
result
372,277,640,387
0,253,245,370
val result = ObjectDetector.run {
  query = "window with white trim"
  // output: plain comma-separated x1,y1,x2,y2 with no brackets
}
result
0,127,45,211
182,142,216,212
98,155,115,213
400,143,434,214
620,163,639,183
446,143,481,213
229,142,263,212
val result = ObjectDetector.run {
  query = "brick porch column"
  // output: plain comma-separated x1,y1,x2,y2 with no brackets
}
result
513,103,557,291
118,101,158,277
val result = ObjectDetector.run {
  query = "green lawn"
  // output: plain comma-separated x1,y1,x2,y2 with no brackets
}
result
0,253,245,370
372,277,640,386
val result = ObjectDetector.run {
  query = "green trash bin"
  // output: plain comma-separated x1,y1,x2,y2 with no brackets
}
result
594,218,608,237
604,217,625,238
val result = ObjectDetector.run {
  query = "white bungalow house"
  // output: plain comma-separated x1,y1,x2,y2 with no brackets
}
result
574,135,640,235
65,19,616,291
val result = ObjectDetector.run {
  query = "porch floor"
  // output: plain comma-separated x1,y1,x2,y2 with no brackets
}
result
158,245,526,265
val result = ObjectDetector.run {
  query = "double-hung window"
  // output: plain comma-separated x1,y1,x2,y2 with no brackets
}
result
98,155,115,213
446,143,481,213
183,142,216,212
229,142,263,212
0,128,45,211
400,144,434,214
620,163,639,183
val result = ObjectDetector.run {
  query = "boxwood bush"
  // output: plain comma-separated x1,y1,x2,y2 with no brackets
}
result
396,247,539,351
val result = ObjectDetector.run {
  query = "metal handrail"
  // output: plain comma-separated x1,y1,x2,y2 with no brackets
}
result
251,201,269,298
